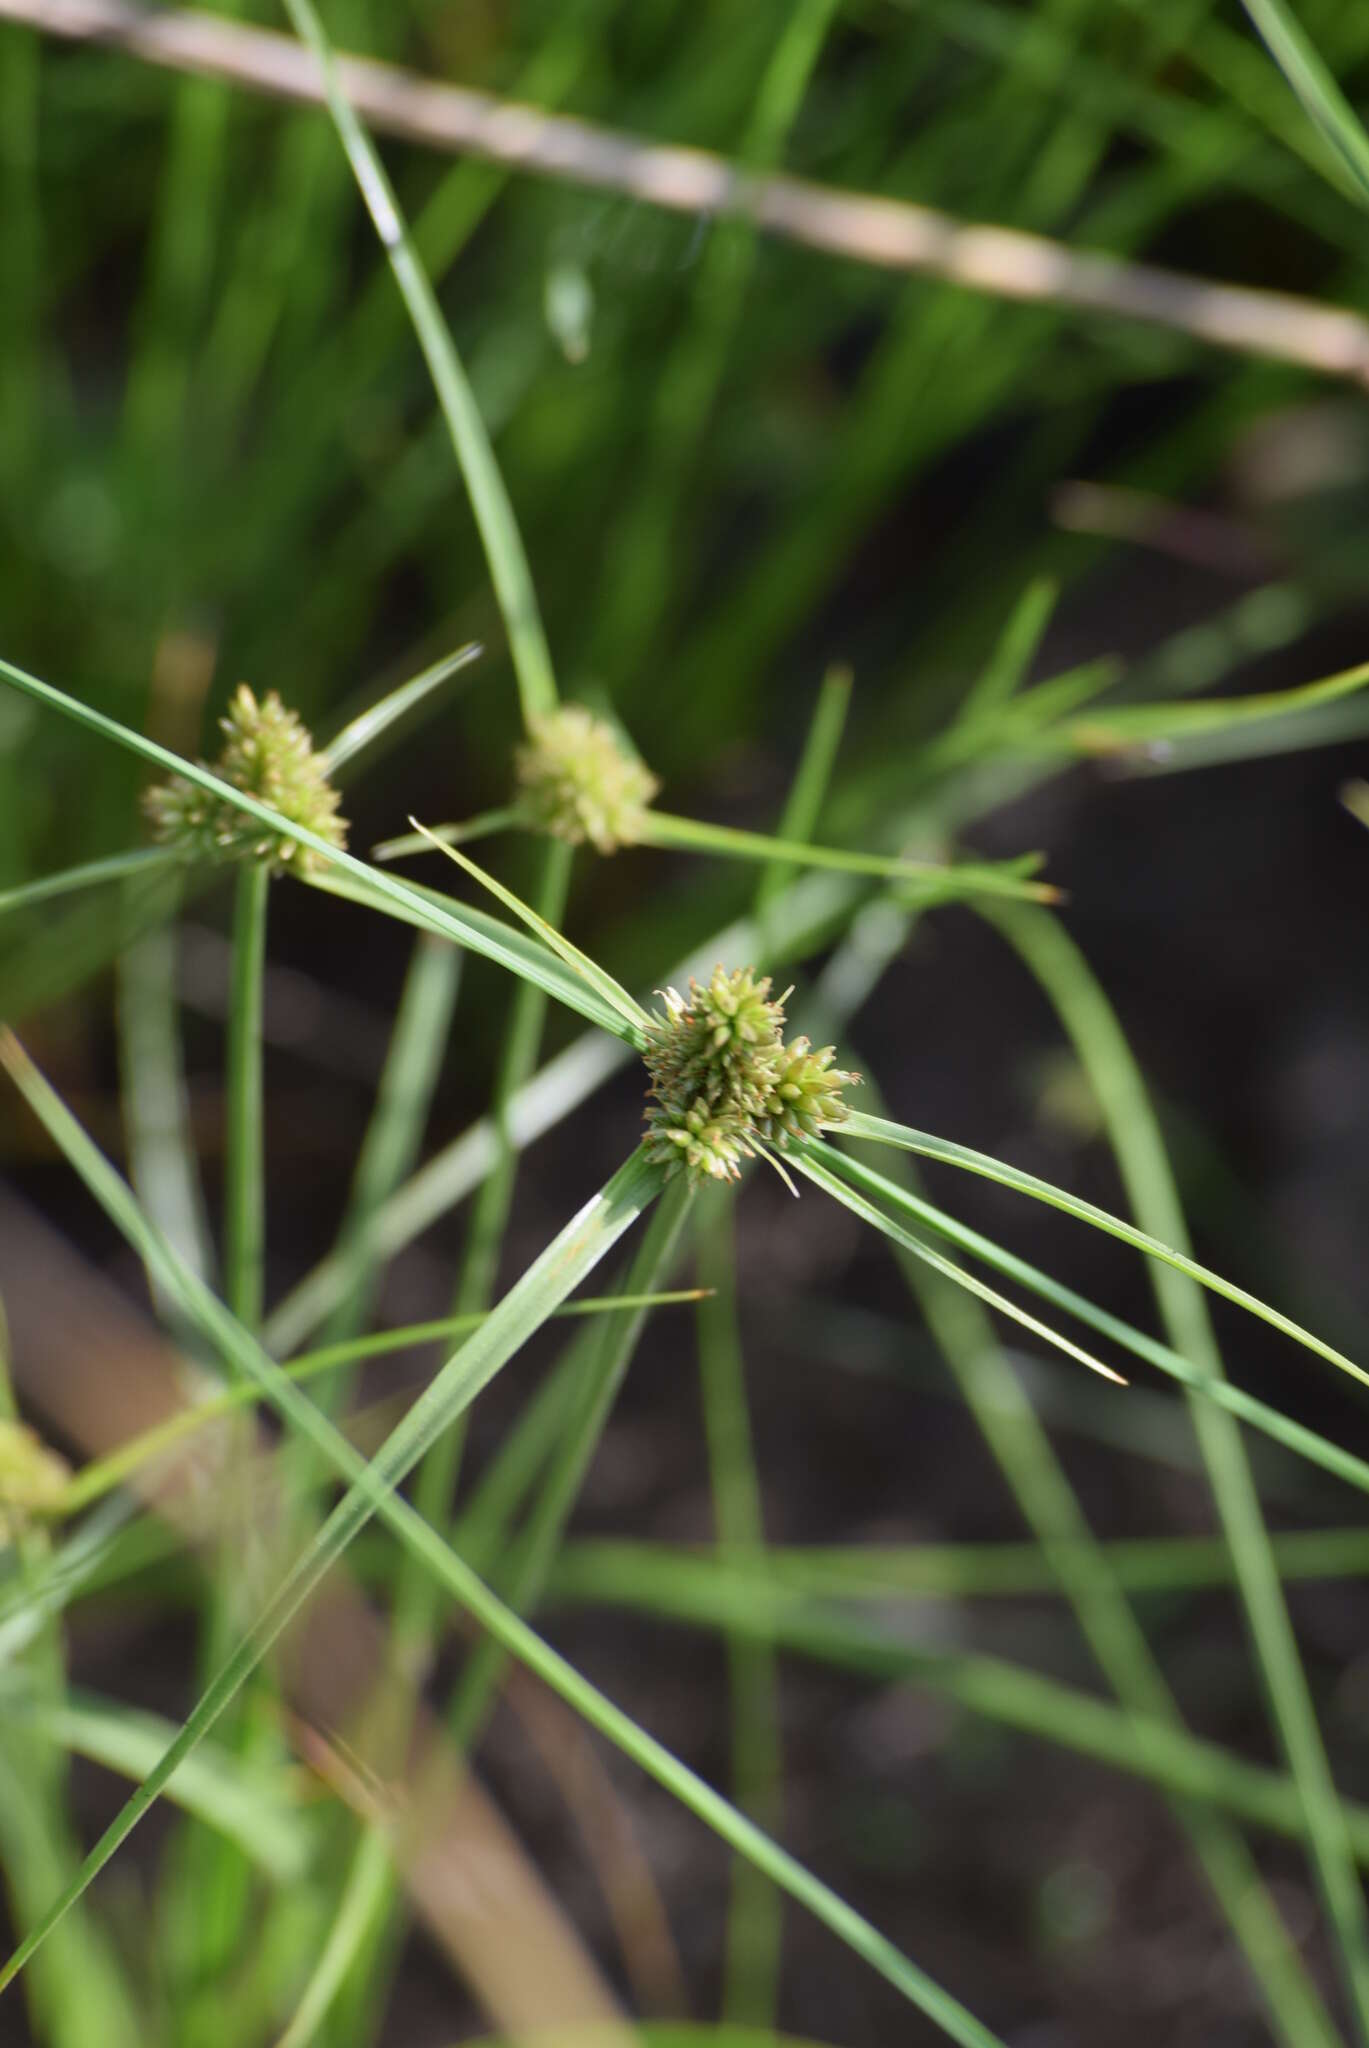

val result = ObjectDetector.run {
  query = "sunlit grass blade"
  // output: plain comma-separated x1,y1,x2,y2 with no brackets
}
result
279,0,557,726
1065,652,1369,754
372,808,522,861
449,1180,694,1746
2,1691,310,1883
405,818,650,1032
1239,0,1369,202
315,932,462,1359
300,858,638,1044
0,1043,1005,2047
639,808,1060,903
116,922,215,1302
51,1291,708,1520
321,640,481,776
842,1107,1369,1389
274,1830,392,2048
816,1137,1369,1502
0,652,641,1042
793,1146,1125,1385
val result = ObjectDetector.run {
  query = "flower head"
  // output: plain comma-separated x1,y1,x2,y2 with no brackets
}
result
144,684,347,873
514,704,658,853
0,1418,70,1537
642,965,859,1184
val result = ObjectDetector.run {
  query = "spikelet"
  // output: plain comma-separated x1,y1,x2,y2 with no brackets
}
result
144,685,346,874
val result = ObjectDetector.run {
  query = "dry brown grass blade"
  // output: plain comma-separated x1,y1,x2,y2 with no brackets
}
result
0,1187,635,2042
5,0,1369,384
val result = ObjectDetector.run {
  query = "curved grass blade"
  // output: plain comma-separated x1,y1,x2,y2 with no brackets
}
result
52,1292,707,1519
321,641,481,776
372,807,522,861
640,809,1059,904
279,0,557,726
406,819,649,1033
1239,0,1369,203
0,653,640,1044
842,1107,1369,1390
1066,652,1369,755
0,847,175,918
815,1138,1369,1503
792,1148,1125,1385
3,1692,310,1883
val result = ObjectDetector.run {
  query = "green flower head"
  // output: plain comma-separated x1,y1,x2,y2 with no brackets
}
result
642,966,859,1184
144,684,347,874
514,704,659,853
0,1418,70,1537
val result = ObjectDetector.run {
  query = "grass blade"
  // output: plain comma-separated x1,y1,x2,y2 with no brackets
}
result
0,848,174,918
545,1546,1369,1871
843,1107,1369,1389
1239,0,1369,202
697,1202,784,2031
223,862,268,1332
956,576,1058,724
641,809,1058,904
406,820,649,1032
3,1693,310,1884
816,1137,1369,1501
1066,652,1369,754
279,0,557,726
753,664,852,920
793,1147,1126,1386
320,640,481,776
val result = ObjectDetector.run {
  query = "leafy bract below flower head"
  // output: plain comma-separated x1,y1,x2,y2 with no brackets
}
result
642,965,860,1184
144,684,347,874
514,704,659,853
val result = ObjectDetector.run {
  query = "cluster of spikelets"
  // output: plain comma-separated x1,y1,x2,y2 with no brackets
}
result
144,685,347,874
0,1418,69,1541
514,704,659,854
642,966,860,1185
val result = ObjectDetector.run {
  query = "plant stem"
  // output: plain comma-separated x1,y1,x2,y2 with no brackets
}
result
223,861,268,1333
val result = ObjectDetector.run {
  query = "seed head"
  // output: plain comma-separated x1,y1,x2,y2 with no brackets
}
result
144,684,347,873
642,966,859,1184
0,1418,70,1537
514,705,659,853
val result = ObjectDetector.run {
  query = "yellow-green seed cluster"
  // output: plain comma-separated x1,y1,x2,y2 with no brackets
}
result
642,965,859,1184
0,1418,69,1537
514,704,659,853
144,684,347,874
